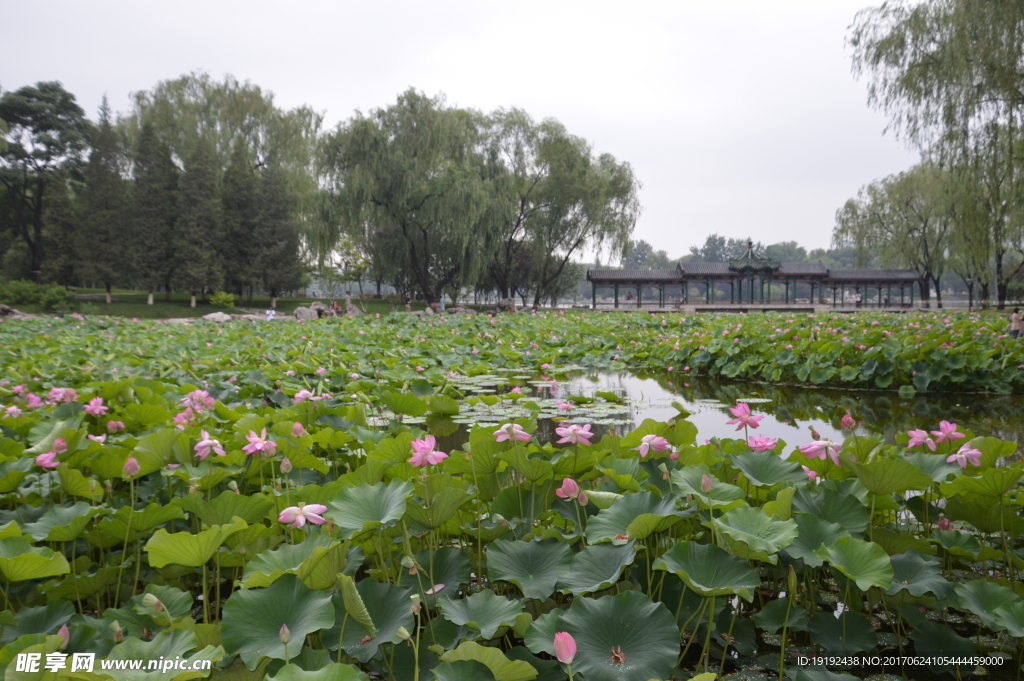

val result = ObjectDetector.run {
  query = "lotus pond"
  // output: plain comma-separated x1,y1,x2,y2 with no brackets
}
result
1,311,1024,681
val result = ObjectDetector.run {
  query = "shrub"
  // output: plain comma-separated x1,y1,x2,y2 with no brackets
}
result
0,279,74,312
210,291,236,308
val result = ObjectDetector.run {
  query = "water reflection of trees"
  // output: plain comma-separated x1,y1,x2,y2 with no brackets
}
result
634,372,1024,442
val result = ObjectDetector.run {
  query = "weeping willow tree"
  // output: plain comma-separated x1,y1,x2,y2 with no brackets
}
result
850,0,1024,307
318,90,508,304
834,163,953,306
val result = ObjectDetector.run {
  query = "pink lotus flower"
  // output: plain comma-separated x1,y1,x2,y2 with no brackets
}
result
194,430,226,460
553,631,577,664
747,435,778,452
841,415,856,430
280,457,293,474
87,434,107,443
726,402,763,430
123,457,141,477
291,422,306,437
800,440,842,466
243,428,277,456
182,390,215,412
3,406,21,419
555,423,594,445
555,400,574,412
107,420,125,433
931,421,966,444
415,366,425,372
315,367,327,375
84,397,109,416
11,384,26,395
278,503,328,528
35,452,59,469
173,408,196,428
802,465,818,482
555,477,588,505
906,429,936,451
425,584,445,596
541,363,551,370
936,517,953,531
409,435,448,466
947,443,982,469
25,393,43,409
637,434,669,457
350,373,360,380
700,474,714,493
52,438,67,455
494,423,530,442
510,386,523,394
293,389,313,403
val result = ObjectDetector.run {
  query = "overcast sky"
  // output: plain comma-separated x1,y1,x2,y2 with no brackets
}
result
3,0,919,260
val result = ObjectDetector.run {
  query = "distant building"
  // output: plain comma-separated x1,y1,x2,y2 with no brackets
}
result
586,241,920,308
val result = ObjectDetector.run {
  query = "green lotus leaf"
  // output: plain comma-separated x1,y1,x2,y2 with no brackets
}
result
25,415,82,455
221,574,335,670
994,601,1024,637
931,529,1002,562
787,666,859,681
97,503,187,542
870,528,934,556
414,547,471,594
0,457,32,494
752,598,809,634
324,579,414,663
325,481,412,540
405,487,473,529
730,450,806,486
581,490,622,509
940,467,1023,502
145,517,247,568
7,600,74,638
241,535,350,590
55,463,104,501
0,634,63,681
267,663,369,681
808,611,878,654
954,579,1021,632
123,402,173,428
23,502,104,541
558,590,679,681
555,542,636,595
497,446,554,483
817,537,893,591
791,487,869,535
133,427,192,474
670,465,744,509
382,391,427,417
902,452,959,483
782,513,850,567
487,539,572,600
439,590,524,640
654,541,760,601
715,505,799,563
585,491,685,543
338,573,374,635
439,642,537,681
132,584,196,622
40,565,118,601
845,456,932,495
171,490,275,526
432,660,498,681
910,621,977,673
105,628,224,681
523,609,563,656
945,497,1024,534
618,419,671,450
0,537,70,582
886,551,952,598
971,436,1017,471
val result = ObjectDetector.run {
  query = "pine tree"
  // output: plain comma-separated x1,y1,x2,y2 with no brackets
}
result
41,170,80,288
254,162,301,307
221,141,258,300
174,137,221,307
131,122,179,304
80,98,128,303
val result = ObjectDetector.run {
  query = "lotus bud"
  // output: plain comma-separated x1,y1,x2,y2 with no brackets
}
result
578,492,588,506
788,566,798,598
122,457,141,477
291,422,305,437
279,624,291,644
53,438,68,455
700,474,714,494
395,627,412,640
553,631,577,664
58,624,70,649
141,593,164,611
280,457,293,474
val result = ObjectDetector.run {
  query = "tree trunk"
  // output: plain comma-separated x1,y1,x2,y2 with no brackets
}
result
147,292,154,305
190,294,196,308
105,284,112,305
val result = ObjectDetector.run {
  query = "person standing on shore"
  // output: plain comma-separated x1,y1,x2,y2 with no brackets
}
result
1011,308,1022,339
